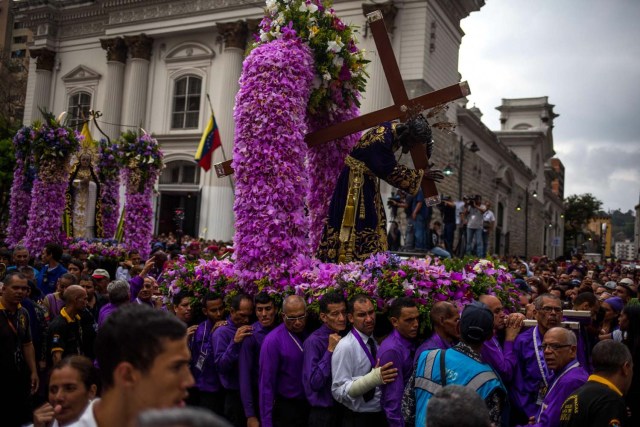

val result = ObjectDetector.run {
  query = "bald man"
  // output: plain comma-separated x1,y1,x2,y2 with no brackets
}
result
47,285,95,365
479,294,524,383
524,327,588,427
415,301,460,362
259,295,309,427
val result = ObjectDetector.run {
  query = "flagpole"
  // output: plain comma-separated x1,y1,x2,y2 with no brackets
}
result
206,94,235,194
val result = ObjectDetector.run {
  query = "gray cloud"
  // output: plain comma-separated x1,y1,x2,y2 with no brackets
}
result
459,0,640,211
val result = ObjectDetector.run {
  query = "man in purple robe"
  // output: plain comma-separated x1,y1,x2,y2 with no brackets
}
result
414,301,459,362
239,292,277,427
303,292,347,427
259,295,309,427
479,294,524,383
211,293,254,427
521,327,588,427
379,297,419,427
511,293,563,424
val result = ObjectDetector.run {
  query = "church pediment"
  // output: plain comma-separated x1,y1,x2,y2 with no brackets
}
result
61,65,102,83
164,42,215,63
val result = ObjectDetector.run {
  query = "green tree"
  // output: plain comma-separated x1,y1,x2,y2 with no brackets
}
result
563,193,603,252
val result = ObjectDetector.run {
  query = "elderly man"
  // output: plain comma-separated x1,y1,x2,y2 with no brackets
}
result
407,302,506,427
426,385,492,427
259,295,309,427
97,280,130,327
303,292,347,427
414,301,459,359
332,295,398,427
560,340,633,427
511,293,563,424
521,327,588,427
479,294,524,383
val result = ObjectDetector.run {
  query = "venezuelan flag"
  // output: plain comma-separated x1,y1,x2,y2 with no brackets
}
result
195,113,222,172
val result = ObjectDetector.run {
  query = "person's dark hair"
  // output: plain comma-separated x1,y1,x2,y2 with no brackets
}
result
137,407,232,427
53,355,98,392
60,273,78,285
127,249,140,258
79,274,92,283
426,384,491,427
254,291,274,306
172,290,191,307
3,271,26,286
430,301,455,326
388,297,417,319
591,340,632,374
203,292,223,305
68,258,84,272
348,294,373,314
573,291,597,308
622,304,640,366
95,304,187,389
44,243,64,262
229,293,252,311
107,280,130,305
319,291,346,314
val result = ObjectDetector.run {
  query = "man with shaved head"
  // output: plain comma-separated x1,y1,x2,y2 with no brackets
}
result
259,295,309,427
47,285,96,365
415,301,460,360
479,294,524,383
523,327,588,427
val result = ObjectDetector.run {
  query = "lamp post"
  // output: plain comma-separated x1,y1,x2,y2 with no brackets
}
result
456,136,479,200
523,187,537,259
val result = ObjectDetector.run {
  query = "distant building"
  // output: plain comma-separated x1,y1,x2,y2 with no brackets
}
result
586,215,612,257
614,240,636,261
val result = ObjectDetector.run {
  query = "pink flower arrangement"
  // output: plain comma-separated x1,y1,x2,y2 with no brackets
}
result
232,37,315,284
66,238,126,261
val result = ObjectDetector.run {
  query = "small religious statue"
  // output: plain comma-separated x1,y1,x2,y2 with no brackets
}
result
316,115,444,263
65,152,103,239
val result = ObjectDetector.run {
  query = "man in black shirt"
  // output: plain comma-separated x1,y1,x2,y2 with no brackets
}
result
560,340,633,427
0,272,39,427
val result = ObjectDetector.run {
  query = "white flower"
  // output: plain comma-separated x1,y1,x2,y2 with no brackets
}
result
276,12,285,25
260,32,269,42
332,56,344,68
265,0,277,12
326,39,343,53
322,72,332,81
298,2,318,13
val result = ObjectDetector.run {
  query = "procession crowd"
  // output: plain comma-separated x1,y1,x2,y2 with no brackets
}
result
0,240,638,427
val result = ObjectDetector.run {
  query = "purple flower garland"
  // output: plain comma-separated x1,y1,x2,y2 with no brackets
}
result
6,128,35,246
97,141,121,238
306,104,360,253
232,38,315,284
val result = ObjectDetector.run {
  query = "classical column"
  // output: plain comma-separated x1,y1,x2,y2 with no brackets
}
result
360,2,398,114
201,21,247,241
99,37,128,140
26,48,56,124
122,34,153,129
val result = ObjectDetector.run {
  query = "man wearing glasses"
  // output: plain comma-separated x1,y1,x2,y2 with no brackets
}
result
259,295,309,427
523,327,588,427
511,294,563,424
303,292,347,427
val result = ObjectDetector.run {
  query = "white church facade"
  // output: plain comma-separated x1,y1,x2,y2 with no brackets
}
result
14,0,565,258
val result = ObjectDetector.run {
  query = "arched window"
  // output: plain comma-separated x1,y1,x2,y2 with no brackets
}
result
68,92,92,130
171,75,202,129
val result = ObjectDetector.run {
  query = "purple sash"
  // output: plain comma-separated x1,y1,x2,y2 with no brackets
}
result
352,329,376,368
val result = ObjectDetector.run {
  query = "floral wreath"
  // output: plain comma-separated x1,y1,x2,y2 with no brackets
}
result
255,0,369,116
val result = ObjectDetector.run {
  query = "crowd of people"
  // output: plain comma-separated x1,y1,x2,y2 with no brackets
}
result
0,241,638,427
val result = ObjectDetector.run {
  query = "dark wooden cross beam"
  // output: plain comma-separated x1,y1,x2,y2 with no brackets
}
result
215,10,471,203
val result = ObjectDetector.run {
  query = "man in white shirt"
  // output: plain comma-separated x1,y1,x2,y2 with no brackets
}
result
331,295,397,427
70,305,194,427
482,201,496,257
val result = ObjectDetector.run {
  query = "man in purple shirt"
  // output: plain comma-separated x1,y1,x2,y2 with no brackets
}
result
303,291,347,427
521,327,588,427
479,294,524,383
511,293,563,424
415,301,459,362
212,293,254,427
240,292,278,427
379,297,419,427
259,295,309,427
189,292,226,414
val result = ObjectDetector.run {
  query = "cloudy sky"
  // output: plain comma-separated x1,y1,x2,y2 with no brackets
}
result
458,0,640,213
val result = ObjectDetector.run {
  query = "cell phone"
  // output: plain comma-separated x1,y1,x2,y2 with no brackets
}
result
587,271,594,279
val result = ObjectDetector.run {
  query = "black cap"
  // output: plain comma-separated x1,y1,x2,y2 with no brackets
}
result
460,302,494,345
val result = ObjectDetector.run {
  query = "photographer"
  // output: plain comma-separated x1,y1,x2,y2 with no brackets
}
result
464,195,486,258
115,250,142,282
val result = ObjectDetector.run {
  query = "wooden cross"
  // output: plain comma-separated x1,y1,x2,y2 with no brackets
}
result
216,9,470,205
